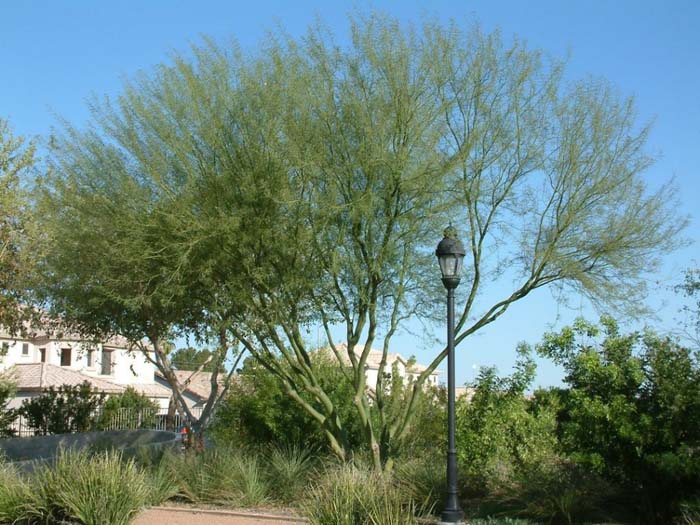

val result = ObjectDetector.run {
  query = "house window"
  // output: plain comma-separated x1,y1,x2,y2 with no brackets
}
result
87,348,94,367
60,347,72,367
1,342,8,355
22,343,29,355
40,348,46,363
101,349,113,375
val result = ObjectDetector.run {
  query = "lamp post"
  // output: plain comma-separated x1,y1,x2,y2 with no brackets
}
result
436,225,465,524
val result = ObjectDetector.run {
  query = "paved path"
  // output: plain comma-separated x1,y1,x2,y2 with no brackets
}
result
133,506,307,525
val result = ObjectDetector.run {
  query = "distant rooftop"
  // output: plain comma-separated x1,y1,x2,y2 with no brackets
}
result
328,342,440,376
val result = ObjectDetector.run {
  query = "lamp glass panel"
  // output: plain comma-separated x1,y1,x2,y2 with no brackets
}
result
454,255,464,276
439,254,458,278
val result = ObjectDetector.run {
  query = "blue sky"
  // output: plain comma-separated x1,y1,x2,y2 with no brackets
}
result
3,0,699,387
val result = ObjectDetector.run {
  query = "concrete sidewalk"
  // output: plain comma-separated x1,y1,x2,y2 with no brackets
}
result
133,506,307,525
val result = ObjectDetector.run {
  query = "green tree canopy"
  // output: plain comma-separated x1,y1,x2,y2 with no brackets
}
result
0,118,35,334
170,347,222,373
35,14,684,468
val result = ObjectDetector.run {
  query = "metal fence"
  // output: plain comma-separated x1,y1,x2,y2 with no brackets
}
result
9,406,204,438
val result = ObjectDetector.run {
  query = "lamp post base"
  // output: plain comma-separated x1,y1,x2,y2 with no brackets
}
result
438,509,465,524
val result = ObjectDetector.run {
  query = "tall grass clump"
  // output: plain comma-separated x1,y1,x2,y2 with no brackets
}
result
38,449,150,525
165,447,269,506
394,453,446,515
304,463,427,525
265,445,316,504
144,459,180,506
0,461,37,524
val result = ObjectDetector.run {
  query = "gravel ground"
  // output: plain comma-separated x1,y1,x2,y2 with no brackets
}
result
132,507,307,525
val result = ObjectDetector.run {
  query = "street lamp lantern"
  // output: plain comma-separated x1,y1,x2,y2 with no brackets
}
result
436,225,465,287
436,225,465,524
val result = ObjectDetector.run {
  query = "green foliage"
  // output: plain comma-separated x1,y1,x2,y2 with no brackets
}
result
35,449,150,525
455,350,614,524
0,372,16,437
265,444,316,504
394,453,446,516
0,117,36,335
163,447,269,506
211,355,364,452
678,267,700,346
212,354,445,465
36,12,684,470
170,347,222,372
456,348,558,489
97,386,159,430
303,463,426,525
18,382,106,435
537,316,700,523
0,461,37,524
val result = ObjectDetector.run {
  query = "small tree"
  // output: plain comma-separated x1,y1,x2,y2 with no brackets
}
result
18,382,106,435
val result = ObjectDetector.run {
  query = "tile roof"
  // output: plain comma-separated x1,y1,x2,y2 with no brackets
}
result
0,314,146,350
329,343,440,376
126,382,173,398
155,370,221,401
10,364,172,398
11,363,124,393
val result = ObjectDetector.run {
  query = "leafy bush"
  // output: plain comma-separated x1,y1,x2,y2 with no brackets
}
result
455,348,614,524
537,317,700,523
17,381,105,435
211,356,363,451
212,354,446,464
456,348,559,492
394,452,445,515
97,386,159,430
0,372,16,437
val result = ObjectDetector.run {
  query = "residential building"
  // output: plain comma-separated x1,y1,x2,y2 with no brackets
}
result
0,325,213,412
328,342,441,391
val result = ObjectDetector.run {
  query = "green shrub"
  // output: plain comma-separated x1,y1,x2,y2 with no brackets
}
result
97,386,159,430
0,372,16,437
537,317,700,523
165,447,269,506
394,452,445,515
678,497,700,525
488,458,614,525
143,453,180,506
456,349,559,494
303,463,427,525
17,382,105,435
211,356,363,452
0,461,36,524
265,444,316,504
37,449,150,525
212,355,446,465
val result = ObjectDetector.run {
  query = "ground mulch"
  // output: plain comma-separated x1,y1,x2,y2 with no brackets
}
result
133,506,307,525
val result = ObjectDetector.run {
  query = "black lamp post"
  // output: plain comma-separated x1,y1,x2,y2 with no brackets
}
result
436,225,465,524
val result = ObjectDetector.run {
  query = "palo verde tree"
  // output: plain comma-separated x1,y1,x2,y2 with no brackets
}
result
36,14,683,469
0,118,36,334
